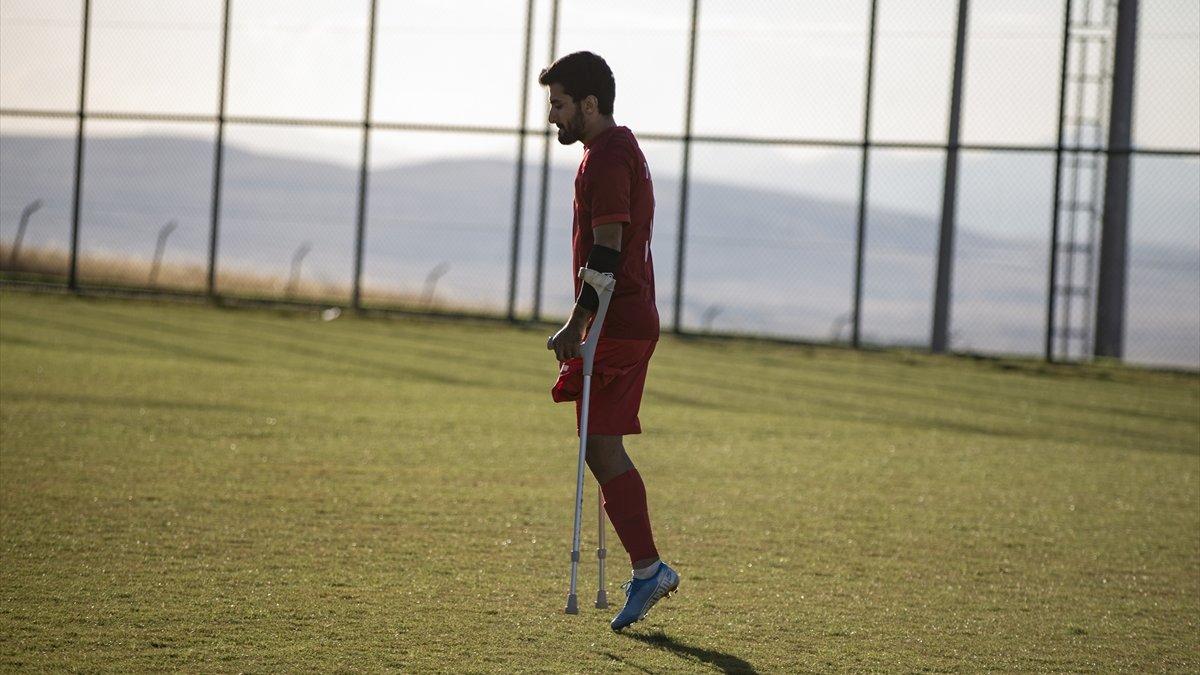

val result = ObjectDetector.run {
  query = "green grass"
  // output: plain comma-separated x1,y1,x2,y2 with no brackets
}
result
1,289,1197,673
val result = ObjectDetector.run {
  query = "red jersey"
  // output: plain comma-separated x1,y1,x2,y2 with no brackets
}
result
572,125,660,340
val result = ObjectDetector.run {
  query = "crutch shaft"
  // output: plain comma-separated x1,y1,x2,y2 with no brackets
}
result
564,268,614,615
565,376,592,614
596,490,608,608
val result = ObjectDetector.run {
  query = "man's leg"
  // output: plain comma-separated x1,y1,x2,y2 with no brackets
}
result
586,434,678,630
585,435,659,570
579,341,677,629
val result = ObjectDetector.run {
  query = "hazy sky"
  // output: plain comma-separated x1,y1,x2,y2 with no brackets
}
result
1,0,1197,165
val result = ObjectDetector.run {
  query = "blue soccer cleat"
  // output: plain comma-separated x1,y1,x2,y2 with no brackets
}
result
610,562,680,631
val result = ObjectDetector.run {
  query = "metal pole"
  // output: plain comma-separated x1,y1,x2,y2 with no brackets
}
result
352,0,379,311
287,242,311,298
565,371,592,614
931,0,969,353
68,0,91,290
208,0,231,298
1094,0,1138,359
1060,62,1086,359
673,0,700,334
9,200,43,268
507,0,536,321
595,489,608,608
564,271,613,615
1082,0,1118,357
1045,0,1074,361
531,0,560,322
851,0,878,348
149,220,177,286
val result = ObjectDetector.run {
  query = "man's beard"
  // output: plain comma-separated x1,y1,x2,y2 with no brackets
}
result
556,109,585,145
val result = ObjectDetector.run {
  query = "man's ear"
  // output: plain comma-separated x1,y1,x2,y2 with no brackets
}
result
583,95,598,115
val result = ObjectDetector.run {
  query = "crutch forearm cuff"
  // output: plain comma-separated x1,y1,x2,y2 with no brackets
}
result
577,246,619,312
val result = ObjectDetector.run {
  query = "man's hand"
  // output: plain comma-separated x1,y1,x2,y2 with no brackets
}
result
547,316,585,362
547,304,593,361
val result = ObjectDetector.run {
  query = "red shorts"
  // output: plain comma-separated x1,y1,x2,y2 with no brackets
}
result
551,338,657,436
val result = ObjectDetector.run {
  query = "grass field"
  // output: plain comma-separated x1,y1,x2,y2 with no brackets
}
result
1,289,1197,672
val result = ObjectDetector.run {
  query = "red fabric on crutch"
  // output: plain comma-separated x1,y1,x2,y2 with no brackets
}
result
550,337,650,403
552,338,656,437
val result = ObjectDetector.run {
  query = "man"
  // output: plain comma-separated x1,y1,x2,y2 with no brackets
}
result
541,51,678,631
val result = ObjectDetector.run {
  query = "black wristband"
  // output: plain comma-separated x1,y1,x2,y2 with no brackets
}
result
586,245,620,274
576,245,620,312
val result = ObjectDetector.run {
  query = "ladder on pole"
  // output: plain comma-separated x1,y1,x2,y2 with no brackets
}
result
1053,0,1118,361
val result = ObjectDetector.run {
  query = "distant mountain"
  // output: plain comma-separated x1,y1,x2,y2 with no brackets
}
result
1,133,1196,368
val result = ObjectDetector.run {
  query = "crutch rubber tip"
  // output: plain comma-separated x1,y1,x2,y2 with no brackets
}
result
595,589,608,609
565,594,579,614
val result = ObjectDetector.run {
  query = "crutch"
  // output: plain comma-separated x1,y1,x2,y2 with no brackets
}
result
565,267,616,615
596,488,609,609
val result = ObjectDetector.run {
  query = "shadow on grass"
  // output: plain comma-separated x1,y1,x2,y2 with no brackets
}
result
620,630,757,674
2,308,243,365
79,305,476,388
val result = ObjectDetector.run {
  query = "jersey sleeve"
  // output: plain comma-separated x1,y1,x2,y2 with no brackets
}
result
585,151,632,228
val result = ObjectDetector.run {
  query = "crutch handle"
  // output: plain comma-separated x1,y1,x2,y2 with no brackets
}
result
578,268,615,375
578,267,615,293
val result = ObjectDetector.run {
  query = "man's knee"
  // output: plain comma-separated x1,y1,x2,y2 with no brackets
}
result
585,435,632,482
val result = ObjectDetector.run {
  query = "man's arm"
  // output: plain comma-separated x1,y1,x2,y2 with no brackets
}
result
591,221,624,251
547,222,624,361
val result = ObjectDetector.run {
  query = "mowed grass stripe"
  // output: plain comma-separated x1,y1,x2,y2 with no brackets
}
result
9,292,1194,436
1,290,1197,672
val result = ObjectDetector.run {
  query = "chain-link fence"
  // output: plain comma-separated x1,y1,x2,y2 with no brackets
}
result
1,0,1197,369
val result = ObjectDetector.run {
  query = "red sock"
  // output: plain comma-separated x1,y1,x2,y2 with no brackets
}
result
601,468,659,566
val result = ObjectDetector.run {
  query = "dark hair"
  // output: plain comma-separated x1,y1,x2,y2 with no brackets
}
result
538,51,616,116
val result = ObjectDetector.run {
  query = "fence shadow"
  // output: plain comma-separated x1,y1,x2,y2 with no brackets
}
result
622,630,758,674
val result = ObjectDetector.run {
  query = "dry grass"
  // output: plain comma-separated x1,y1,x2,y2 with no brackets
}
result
0,244,463,312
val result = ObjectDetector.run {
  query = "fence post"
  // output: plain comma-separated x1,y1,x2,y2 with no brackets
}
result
68,0,92,291
352,0,379,311
851,0,879,348
507,0,536,321
1094,0,1139,359
931,0,969,353
673,0,700,334
1045,0,1074,362
531,0,561,322
10,200,43,268
207,0,231,298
